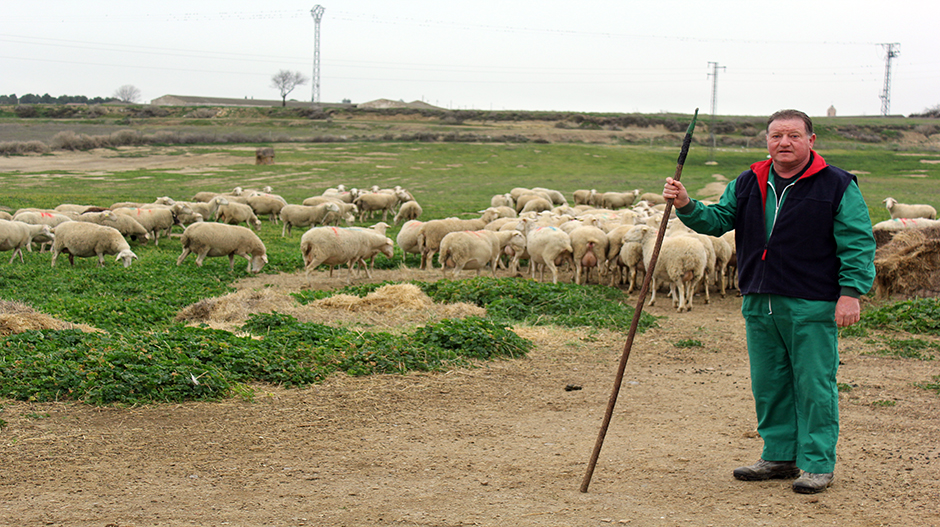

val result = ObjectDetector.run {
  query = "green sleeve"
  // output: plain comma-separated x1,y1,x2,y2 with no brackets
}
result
675,179,738,237
834,181,877,295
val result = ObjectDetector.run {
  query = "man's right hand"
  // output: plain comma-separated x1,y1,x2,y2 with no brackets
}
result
663,177,691,208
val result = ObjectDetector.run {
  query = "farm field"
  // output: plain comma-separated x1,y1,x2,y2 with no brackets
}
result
1,137,939,526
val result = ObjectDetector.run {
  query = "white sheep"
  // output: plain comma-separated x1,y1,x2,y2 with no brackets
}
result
573,189,598,206
525,226,574,284
214,199,262,231
569,225,609,285
600,190,641,210
0,220,53,263
415,210,500,270
623,225,707,312
438,230,524,278
300,226,394,282
490,193,515,209
111,207,179,245
279,203,341,237
77,210,151,243
12,210,74,229
178,197,224,225
520,197,554,215
176,222,268,273
353,192,399,222
247,193,287,224
872,217,940,247
531,187,568,206
882,197,937,220
393,200,423,225
396,220,425,257
617,226,646,293
51,221,137,268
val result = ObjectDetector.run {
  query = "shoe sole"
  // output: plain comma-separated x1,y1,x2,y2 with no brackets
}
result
793,481,832,494
733,469,801,481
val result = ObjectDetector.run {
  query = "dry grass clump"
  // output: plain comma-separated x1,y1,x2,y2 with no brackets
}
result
175,283,485,333
0,300,99,336
873,228,940,298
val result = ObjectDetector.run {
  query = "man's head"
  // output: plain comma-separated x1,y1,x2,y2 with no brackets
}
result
766,109,816,175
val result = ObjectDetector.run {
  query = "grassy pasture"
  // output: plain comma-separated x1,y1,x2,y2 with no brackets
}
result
0,138,938,403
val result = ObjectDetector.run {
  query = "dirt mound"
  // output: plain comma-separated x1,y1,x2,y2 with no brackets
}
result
0,300,99,336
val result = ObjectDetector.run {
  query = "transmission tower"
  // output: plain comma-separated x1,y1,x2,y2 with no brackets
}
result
707,61,726,162
311,5,325,104
879,43,900,116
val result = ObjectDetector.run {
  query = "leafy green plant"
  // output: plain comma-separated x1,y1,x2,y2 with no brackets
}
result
915,376,940,396
858,298,940,335
865,338,938,361
871,400,897,407
837,383,854,393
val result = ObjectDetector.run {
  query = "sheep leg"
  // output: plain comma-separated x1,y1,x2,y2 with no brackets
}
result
176,247,192,266
648,278,657,306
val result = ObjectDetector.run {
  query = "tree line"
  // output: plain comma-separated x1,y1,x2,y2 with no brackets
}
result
0,93,114,105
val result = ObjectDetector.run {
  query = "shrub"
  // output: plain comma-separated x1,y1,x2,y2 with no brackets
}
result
0,140,49,155
14,105,37,118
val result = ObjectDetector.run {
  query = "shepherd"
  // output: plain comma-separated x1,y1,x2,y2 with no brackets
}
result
662,109,876,494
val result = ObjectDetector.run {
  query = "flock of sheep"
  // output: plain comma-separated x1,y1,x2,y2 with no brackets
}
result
1,181,936,313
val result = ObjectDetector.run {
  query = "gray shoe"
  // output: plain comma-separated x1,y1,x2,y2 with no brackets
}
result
733,459,800,481
792,471,834,494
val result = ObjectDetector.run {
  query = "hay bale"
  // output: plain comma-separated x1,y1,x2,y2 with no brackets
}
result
310,284,434,312
873,228,940,298
255,147,275,165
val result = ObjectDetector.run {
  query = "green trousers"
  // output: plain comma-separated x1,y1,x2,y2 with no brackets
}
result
741,294,840,474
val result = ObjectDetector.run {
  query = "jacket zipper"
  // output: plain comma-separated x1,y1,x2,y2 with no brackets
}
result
761,176,799,315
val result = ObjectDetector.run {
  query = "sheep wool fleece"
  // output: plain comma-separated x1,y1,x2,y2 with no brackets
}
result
675,151,876,475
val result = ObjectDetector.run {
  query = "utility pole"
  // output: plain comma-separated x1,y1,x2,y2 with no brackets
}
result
879,43,900,117
707,61,726,163
311,5,325,104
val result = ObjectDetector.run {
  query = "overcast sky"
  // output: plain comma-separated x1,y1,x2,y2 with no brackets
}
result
3,1,938,117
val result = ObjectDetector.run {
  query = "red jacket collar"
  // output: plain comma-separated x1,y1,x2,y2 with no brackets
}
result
749,151,829,208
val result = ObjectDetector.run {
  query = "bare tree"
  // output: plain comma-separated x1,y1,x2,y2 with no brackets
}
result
113,85,142,104
271,70,309,107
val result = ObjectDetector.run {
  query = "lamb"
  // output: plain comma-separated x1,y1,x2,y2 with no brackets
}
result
393,200,423,225
246,193,287,224
568,225,609,285
279,202,342,237
525,226,574,284
438,230,525,278
415,209,499,270
0,220,53,263
176,222,268,273
111,206,179,245
623,225,707,312
882,197,937,220
51,221,137,268
214,199,262,231
300,226,394,282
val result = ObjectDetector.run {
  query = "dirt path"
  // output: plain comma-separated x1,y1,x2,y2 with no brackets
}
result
1,274,937,527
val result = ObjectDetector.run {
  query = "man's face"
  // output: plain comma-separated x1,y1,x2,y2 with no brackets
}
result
766,118,816,170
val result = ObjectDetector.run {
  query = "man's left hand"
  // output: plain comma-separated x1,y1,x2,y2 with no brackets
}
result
835,296,861,327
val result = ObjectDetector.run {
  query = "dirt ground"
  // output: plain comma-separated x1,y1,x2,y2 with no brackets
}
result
1,265,938,527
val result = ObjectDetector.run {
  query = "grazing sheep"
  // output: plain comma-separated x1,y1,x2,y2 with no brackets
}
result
246,193,287,224
393,200,423,225
215,199,262,231
176,222,267,273
600,190,641,210
623,225,707,312
279,203,342,237
111,207,179,245
520,197,554,215
12,210,74,229
192,191,220,203
639,192,667,205
569,225,609,285
0,220,53,263
77,210,151,243
882,197,937,220
438,230,524,278
514,192,552,214
415,210,500,270
525,226,574,284
490,193,514,209
55,204,105,214
396,220,425,257
300,227,394,282
573,189,598,206
178,197,225,225
51,221,137,268
617,227,646,293
353,192,399,222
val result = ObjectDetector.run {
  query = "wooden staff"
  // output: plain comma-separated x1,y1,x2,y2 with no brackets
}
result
580,108,699,493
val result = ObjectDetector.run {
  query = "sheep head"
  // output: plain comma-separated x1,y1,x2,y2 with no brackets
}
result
116,249,138,268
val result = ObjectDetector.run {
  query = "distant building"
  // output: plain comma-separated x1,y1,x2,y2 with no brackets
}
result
827,105,836,117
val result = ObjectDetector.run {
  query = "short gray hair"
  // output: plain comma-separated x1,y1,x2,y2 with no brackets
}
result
768,109,813,135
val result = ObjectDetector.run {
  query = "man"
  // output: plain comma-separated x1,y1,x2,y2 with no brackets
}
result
662,109,876,494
